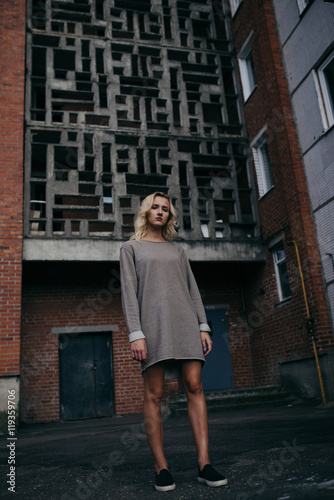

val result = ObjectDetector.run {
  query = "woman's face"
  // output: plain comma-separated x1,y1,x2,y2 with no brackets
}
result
147,196,170,229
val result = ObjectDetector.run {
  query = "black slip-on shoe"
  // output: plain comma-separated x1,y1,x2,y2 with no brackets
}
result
155,469,176,492
197,464,228,487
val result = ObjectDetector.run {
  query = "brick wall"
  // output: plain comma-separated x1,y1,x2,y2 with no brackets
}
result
20,261,253,422
20,262,142,422
0,0,26,376
231,0,333,386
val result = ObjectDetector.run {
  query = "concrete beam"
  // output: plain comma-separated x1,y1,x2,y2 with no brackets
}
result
23,238,265,262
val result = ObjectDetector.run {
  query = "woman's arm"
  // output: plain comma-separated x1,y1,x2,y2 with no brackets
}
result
200,331,213,357
120,246,147,362
130,339,147,362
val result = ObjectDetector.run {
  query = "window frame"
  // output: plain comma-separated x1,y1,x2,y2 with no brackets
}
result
272,246,292,303
314,51,334,130
296,0,311,14
229,0,243,16
237,33,256,102
251,127,274,198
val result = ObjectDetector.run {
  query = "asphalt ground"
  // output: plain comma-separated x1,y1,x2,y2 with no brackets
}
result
1,403,334,500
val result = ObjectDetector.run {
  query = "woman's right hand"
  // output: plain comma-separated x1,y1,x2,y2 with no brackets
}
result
130,339,147,363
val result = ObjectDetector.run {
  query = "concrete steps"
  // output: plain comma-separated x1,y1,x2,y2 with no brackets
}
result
168,386,300,416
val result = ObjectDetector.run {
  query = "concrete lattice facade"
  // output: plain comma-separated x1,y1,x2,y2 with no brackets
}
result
24,0,263,263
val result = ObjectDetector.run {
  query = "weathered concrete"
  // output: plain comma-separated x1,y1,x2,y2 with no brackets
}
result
0,377,19,414
0,377,20,434
1,403,333,499
279,350,334,402
23,238,265,262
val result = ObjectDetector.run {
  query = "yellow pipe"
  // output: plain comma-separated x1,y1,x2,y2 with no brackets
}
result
283,232,326,406
291,239,310,319
312,339,327,406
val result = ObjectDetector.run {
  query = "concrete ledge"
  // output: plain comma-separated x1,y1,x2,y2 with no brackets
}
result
23,238,265,262
0,377,20,413
168,386,299,415
0,376,20,435
51,325,119,335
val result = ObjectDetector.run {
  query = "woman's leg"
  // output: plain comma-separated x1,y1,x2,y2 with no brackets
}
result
143,362,168,474
181,360,210,470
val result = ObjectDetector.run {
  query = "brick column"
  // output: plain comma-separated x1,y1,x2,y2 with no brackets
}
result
0,0,26,419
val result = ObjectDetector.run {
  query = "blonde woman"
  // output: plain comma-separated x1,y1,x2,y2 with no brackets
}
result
120,192,228,492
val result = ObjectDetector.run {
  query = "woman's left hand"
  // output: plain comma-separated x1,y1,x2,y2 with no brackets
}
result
201,331,213,357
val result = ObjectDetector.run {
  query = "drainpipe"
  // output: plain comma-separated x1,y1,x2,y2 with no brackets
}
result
283,232,327,406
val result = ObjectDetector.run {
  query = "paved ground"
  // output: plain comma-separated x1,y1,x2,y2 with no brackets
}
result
1,403,334,500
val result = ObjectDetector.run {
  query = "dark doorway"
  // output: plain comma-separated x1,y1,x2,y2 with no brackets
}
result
201,308,234,391
59,333,115,420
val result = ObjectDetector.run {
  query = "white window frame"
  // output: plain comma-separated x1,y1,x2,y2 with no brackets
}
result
296,0,311,14
314,52,334,130
229,0,243,16
251,127,274,198
272,246,292,302
237,32,256,102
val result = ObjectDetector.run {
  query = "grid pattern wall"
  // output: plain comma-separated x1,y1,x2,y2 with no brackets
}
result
25,0,258,241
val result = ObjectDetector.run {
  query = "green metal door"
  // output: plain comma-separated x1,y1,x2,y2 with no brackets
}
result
59,333,114,420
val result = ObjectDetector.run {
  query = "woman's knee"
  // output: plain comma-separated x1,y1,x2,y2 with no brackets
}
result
144,384,164,403
183,377,203,395
143,362,165,402
181,361,203,395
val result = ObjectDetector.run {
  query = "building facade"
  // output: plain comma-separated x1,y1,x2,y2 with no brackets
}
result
272,0,334,337
0,0,333,425
229,0,334,398
3,0,263,424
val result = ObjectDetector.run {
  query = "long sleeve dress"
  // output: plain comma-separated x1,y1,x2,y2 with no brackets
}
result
119,239,211,377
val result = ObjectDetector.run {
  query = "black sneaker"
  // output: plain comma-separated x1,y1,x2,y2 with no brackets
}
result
198,464,228,487
155,469,176,492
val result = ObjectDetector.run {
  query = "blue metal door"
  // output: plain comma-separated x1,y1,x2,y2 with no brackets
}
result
201,308,234,391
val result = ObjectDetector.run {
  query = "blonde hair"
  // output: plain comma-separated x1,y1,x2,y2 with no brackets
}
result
131,192,178,242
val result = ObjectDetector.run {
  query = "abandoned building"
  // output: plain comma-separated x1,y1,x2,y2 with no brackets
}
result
1,0,333,424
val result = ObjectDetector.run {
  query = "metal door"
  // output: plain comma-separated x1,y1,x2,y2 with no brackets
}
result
201,308,234,391
59,333,114,420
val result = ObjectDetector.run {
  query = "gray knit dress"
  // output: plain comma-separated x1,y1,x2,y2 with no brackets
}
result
119,239,211,377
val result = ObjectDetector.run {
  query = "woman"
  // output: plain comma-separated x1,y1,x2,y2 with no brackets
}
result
120,192,228,492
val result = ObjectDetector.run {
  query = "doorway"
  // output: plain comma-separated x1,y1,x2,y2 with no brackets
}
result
59,333,115,420
201,308,234,391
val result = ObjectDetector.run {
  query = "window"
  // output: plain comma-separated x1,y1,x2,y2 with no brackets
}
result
238,34,256,101
314,52,334,130
273,247,291,302
297,0,311,13
251,130,274,197
229,0,243,16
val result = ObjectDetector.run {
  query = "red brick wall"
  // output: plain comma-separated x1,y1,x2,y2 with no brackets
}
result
0,0,26,376
20,261,253,422
231,0,333,386
20,262,143,422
